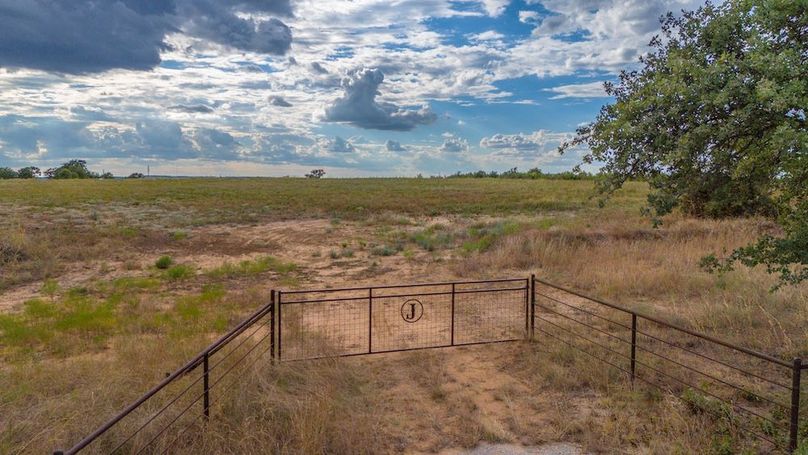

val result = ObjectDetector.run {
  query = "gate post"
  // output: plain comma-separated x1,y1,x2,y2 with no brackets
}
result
277,291,282,361
270,290,275,362
368,288,373,354
630,314,637,383
790,358,802,453
450,283,456,346
530,274,535,341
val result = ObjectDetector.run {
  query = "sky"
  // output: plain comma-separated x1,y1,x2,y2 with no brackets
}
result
0,0,704,177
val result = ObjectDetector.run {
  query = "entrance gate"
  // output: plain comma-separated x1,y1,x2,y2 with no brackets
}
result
276,278,530,361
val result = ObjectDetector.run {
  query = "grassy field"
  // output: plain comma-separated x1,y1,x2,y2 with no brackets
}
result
0,177,646,221
0,178,806,454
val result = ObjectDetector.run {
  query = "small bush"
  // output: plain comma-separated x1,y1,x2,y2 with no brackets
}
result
371,245,397,257
207,256,297,279
166,264,195,280
155,255,173,269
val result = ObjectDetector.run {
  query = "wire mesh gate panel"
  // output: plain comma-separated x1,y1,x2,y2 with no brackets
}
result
276,278,529,361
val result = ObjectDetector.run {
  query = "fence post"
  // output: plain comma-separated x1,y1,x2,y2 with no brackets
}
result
530,274,535,341
790,358,802,453
203,352,210,420
270,290,275,362
277,291,282,361
630,314,637,383
368,288,373,354
450,283,455,346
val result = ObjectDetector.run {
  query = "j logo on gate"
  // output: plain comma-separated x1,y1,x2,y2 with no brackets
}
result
400,299,424,323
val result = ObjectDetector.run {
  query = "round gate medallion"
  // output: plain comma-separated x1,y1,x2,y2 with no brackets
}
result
400,299,424,323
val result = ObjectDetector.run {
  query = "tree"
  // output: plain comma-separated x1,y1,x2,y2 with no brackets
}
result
45,160,99,179
305,169,326,178
0,167,18,179
561,0,807,285
17,167,40,179
128,172,145,179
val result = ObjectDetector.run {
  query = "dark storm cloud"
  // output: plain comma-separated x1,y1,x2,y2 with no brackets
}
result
0,0,292,74
180,0,292,55
323,68,437,131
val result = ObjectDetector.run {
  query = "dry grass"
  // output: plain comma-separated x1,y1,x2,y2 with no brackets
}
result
2,178,807,454
455,213,808,359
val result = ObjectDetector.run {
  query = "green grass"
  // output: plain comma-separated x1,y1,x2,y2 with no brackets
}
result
165,264,195,280
409,225,455,251
0,277,255,358
462,221,521,253
0,178,647,226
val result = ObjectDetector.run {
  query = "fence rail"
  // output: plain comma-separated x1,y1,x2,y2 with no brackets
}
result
276,278,529,361
55,276,804,453
531,275,804,453
54,293,277,455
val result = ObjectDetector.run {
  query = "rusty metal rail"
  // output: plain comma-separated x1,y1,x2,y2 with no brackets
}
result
531,275,804,453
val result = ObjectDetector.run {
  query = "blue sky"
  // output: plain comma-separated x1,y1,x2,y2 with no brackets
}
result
0,0,704,176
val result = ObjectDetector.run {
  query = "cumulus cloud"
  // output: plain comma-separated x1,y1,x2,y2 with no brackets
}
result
268,96,292,107
385,140,406,152
0,0,293,74
518,10,540,24
440,135,469,153
479,130,572,158
322,136,356,154
544,81,609,99
324,68,437,131
480,0,510,17
470,30,505,42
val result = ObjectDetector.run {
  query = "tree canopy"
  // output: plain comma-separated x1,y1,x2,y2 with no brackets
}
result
44,160,105,179
562,0,807,285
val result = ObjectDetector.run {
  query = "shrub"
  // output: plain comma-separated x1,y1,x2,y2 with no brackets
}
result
371,245,397,256
155,256,173,269
166,264,195,280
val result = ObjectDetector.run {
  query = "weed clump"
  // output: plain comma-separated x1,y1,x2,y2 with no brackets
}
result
207,256,297,279
155,255,173,269
165,264,195,280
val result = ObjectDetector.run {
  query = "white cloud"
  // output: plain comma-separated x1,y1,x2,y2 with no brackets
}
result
479,130,573,159
479,0,510,17
440,134,469,153
518,11,540,24
470,30,506,42
544,81,609,99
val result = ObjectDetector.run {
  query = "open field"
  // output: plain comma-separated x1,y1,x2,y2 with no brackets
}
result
1,178,806,454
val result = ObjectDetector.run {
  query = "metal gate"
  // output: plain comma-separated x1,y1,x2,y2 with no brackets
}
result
275,278,529,361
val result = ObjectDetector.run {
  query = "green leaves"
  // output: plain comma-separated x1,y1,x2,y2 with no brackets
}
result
565,0,807,285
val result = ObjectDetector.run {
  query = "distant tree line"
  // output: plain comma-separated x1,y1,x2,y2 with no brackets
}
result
0,160,115,179
444,167,593,180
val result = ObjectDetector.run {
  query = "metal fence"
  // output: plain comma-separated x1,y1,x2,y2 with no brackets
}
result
55,275,805,453
276,278,529,360
531,275,805,453
54,300,276,455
